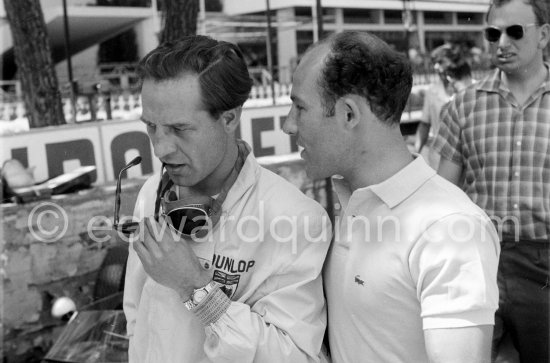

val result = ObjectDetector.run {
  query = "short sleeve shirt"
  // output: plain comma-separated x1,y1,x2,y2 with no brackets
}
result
325,157,500,363
433,66,550,241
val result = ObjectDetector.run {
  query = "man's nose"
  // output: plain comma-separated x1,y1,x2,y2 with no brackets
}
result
151,129,177,159
282,113,297,135
497,32,513,48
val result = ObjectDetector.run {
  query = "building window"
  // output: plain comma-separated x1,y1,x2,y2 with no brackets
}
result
297,31,314,56
424,11,452,24
296,6,335,23
384,10,403,24
295,7,311,17
457,12,483,25
343,8,378,24
322,8,335,24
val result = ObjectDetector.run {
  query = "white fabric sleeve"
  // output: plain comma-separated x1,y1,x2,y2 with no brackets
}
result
408,213,500,330
201,212,331,363
123,246,147,358
122,178,155,355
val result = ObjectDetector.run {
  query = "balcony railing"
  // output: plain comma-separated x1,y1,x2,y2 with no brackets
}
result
0,83,294,124
0,69,492,129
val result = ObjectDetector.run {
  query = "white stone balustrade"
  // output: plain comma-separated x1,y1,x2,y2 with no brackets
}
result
0,83,294,124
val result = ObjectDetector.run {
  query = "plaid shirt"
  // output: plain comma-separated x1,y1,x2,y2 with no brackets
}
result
433,66,550,242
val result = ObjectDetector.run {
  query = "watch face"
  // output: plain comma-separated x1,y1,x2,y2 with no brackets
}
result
192,289,208,304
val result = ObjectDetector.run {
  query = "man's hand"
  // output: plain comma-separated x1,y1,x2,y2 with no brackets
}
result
133,217,212,300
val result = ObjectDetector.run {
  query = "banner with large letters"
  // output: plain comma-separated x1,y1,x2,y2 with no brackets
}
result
1,104,296,184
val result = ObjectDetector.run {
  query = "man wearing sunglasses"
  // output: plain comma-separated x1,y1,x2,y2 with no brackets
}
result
433,0,550,361
123,35,331,363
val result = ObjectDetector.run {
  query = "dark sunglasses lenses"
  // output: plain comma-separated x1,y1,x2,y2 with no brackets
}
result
166,207,208,236
485,25,524,42
506,25,525,39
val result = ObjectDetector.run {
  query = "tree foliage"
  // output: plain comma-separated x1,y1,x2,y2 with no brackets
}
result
4,0,65,128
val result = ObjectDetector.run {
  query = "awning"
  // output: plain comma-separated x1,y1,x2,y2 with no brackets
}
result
2,5,153,79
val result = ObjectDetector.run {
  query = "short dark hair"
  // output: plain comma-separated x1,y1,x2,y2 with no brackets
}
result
431,43,472,80
137,35,253,118
487,0,550,26
316,31,412,125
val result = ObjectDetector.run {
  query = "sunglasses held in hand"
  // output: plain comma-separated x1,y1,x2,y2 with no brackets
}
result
153,164,212,239
484,23,537,43
113,158,212,239
113,156,142,236
161,201,210,237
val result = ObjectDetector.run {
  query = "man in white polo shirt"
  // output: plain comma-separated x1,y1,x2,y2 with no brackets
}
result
283,31,500,362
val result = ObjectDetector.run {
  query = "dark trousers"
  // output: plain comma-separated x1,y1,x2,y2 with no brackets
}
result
492,241,550,363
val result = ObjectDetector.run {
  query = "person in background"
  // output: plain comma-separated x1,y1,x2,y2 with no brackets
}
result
415,43,474,169
123,35,331,363
433,0,550,361
283,30,500,363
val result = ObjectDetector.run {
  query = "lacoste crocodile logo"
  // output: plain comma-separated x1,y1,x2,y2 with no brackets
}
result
354,275,365,286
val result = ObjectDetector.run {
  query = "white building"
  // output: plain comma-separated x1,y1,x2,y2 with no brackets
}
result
222,0,492,82
0,0,158,87
1,0,492,86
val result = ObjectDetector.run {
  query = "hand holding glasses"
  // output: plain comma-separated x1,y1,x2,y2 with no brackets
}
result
484,23,537,43
113,156,142,236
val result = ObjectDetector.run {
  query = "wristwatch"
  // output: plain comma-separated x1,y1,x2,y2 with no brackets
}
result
183,281,219,310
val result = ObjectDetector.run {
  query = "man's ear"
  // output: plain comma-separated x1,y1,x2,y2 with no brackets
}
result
539,23,550,50
339,96,363,130
220,107,242,133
